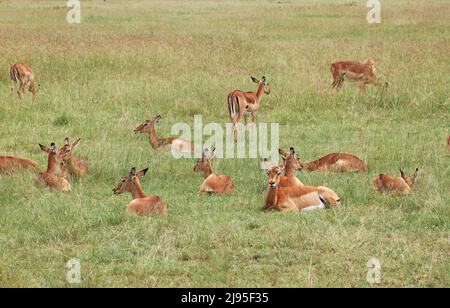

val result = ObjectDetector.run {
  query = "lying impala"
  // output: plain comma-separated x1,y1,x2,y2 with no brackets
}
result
113,167,167,216
134,115,193,153
227,76,270,139
331,59,388,93
373,168,419,196
194,147,235,194
0,156,39,174
278,147,304,187
59,138,88,177
10,62,38,98
264,160,341,212
301,152,367,173
35,143,71,193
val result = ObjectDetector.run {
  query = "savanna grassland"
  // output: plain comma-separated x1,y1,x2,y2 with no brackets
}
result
0,0,449,288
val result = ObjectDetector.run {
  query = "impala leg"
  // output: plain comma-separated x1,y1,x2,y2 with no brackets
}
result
359,82,366,94
17,81,25,99
10,80,15,96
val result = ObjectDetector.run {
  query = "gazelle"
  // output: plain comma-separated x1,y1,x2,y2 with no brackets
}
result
59,138,89,177
373,168,419,196
0,156,39,174
193,147,235,194
264,160,341,212
227,76,271,139
10,63,38,98
331,59,388,93
134,115,193,153
278,147,304,187
302,153,367,173
113,167,167,216
35,143,71,193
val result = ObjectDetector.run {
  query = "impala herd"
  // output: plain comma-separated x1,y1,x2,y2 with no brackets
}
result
2,59,445,217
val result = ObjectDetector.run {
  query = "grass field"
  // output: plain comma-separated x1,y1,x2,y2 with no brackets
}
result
0,0,449,288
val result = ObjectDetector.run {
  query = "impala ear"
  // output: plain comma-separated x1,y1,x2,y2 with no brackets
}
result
129,167,136,179
251,76,259,84
64,138,70,146
72,138,81,149
136,168,149,177
400,169,406,179
50,143,57,154
290,147,296,155
279,148,288,160
39,144,49,153
263,159,272,170
210,146,216,159
413,168,419,179
262,76,267,84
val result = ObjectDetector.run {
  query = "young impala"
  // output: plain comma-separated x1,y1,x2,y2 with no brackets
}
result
331,59,388,93
264,160,341,212
134,115,193,153
35,143,71,193
194,147,235,194
278,147,304,187
59,138,89,177
373,168,419,196
227,76,271,139
113,167,167,216
10,62,38,98
301,152,367,173
0,156,39,174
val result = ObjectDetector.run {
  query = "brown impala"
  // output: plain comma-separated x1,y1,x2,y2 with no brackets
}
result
227,76,270,139
59,138,89,178
134,115,194,153
113,167,167,216
0,156,39,174
278,147,304,187
35,143,71,193
10,62,38,98
373,168,419,196
331,59,388,93
301,153,367,173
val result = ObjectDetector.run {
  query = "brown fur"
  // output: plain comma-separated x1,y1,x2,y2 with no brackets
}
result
59,138,89,178
278,148,304,187
227,76,270,139
113,167,167,217
0,156,39,174
35,143,71,193
134,115,193,153
10,62,38,98
304,153,367,173
373,168,419,196
264,161,340,212
194,148,235,194
331,59,387,93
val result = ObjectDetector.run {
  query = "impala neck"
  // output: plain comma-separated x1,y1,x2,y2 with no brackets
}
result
265,186,278,209
203,164,213,179
131,178,147,199
284,162,295,177
46,154,59,174
255,84,265,105
148,124,161,149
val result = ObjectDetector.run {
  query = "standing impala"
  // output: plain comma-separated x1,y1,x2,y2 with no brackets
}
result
263,160,341,212
278,147,304,187
10,62,38,98
134,115,193,153
0,156,39,174
373,168,419,196
35,143,71,193
227,76,271,139
301,152,367,173
113,167,167,216
331,59,388,93
59,138,89,177
194,147,235,194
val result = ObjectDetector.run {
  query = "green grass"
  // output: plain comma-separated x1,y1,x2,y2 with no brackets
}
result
0,0,449,288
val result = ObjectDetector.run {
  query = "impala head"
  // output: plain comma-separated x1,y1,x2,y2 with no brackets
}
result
113,167,149,195
400,168,419,188
134,115,162,134
317,187,341,209
59,138,81,160
264,159,285,189
279,147,303,171
251,76,271,95
363,59,377,72
39,142,67,172
194,147,215,172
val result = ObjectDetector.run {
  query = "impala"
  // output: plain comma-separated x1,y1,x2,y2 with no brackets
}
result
59,138,89,177
331,59,388,93
194,147,235,194
278,147,304,187
0,156,39,174
301,152,367,173
263,160,341,212
134,115,193,153
10,62,38,98
113,167,167,216
227,76,270,139
35,143,71,192
373,168,419,196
